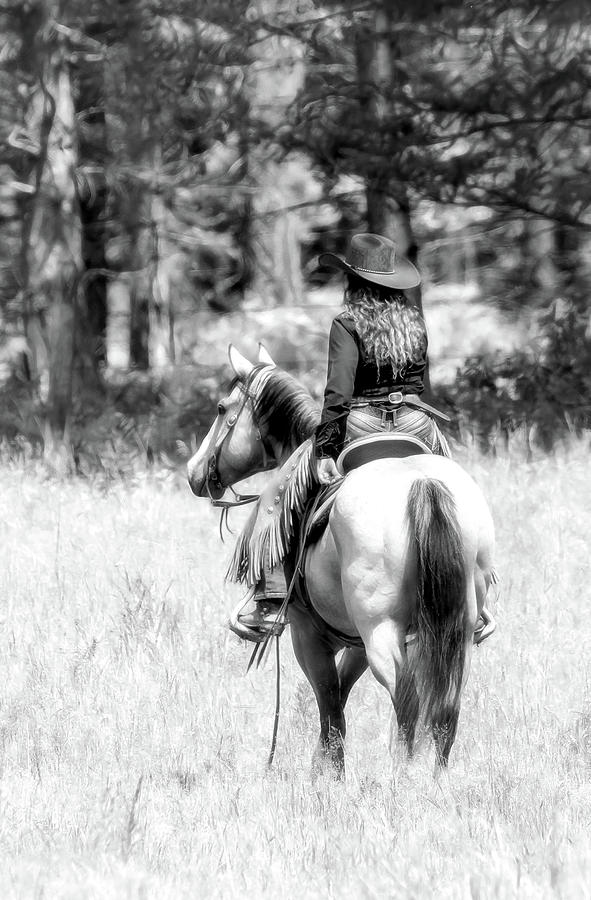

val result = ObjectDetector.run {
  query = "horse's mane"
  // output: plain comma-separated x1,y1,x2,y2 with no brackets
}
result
252,365,320,448
226,365,320,587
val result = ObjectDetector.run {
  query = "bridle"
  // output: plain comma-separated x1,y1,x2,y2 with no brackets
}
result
205,366,276,529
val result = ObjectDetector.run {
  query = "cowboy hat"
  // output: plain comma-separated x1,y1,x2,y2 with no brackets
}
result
319,232,421,290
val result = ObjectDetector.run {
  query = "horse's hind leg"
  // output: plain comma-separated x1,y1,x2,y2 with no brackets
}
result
362,619,408,749
289,606,346,777
337,647,368,707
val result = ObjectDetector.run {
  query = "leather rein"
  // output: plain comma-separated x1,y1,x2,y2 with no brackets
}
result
205,367,275,536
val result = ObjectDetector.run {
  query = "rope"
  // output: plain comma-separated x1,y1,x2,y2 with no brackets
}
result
245,633,282,768
267,636,281,769
245,489,325,763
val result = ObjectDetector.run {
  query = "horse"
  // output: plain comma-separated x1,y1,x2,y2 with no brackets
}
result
187,344,497,773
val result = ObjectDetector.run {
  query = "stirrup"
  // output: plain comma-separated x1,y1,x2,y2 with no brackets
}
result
228,593,266,643
239,601,287,636
474,608,496,645
228,595,287,644
404,609,497,649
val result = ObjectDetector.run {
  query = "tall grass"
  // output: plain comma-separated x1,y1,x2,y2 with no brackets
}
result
0,439,590,898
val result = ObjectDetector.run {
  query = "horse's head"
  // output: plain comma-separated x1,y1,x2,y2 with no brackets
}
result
187,343,277,498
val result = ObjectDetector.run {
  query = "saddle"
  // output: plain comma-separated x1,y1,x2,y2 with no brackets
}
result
336,433,432,475
308,433,432,536
227,433,432,587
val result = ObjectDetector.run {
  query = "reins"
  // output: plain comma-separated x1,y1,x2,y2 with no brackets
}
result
243,632,282,769
210,487,259,541
246,619,285,770
245,502,321,768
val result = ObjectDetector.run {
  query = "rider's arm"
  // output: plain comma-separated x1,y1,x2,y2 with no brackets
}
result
314,318,358,460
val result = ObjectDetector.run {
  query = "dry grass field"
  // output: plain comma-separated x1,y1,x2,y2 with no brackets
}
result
1,438,591,899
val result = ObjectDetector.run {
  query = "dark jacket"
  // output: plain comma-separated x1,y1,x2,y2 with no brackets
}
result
315,313,428,460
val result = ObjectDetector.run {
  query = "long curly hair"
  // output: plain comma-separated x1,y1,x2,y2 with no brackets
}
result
343,274,427,375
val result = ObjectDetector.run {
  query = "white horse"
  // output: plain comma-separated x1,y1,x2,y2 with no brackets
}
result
188,345,497,771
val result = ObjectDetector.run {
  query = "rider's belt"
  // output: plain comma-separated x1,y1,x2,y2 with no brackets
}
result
351,392,451,423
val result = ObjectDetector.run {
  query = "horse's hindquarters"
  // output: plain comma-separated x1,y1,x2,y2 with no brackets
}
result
329,461,421,637
327,456,495,764
331,455,495,623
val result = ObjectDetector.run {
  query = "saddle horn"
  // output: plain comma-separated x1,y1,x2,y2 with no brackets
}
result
228,344,254,379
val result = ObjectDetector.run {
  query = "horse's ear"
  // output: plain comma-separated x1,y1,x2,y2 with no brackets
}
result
228,344,254,379
257,343,275,367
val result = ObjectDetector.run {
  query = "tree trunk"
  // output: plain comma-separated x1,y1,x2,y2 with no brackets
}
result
242,1,306,307
20,7,83,467
354,9,411,242
355,4,431,393
515,217,558,306
43,292,75,465
76,55,109,387
235,93,256,297
122,180,152,370
271,198,305,307
129,276,151,370
555,222,580,300
149,189,176,366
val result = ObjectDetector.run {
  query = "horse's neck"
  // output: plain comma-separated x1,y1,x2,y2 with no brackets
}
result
272,435,306,467
266,421,317,467
258,371,319,466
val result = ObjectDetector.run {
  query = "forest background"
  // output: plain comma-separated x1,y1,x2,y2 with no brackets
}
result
0,0,590,473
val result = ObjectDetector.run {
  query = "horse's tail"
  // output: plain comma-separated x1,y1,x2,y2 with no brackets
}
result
407,477,468,739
